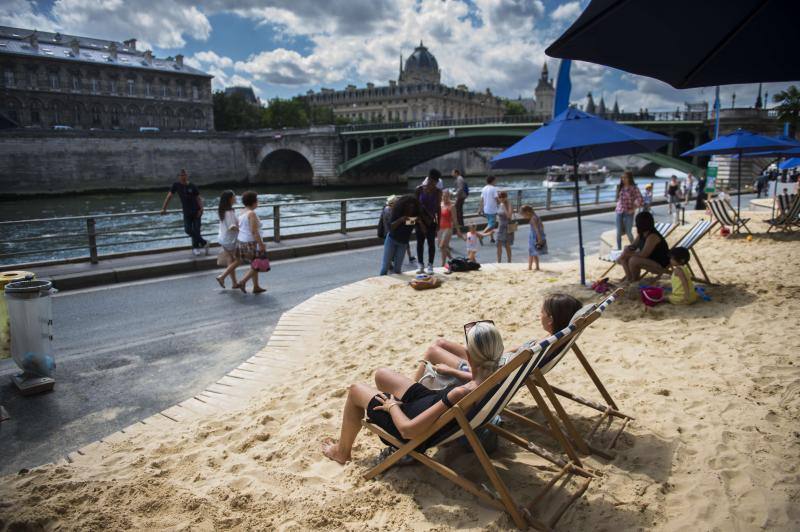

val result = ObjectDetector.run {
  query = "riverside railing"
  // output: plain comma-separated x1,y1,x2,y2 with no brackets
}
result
1,182,661,267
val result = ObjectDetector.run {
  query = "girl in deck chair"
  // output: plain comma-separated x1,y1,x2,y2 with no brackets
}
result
413,294,583,386
322,322,504,464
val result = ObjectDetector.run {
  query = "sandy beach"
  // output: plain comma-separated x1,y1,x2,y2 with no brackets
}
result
1,211,799,531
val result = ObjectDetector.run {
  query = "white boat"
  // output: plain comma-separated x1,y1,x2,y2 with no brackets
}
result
544,163,609,187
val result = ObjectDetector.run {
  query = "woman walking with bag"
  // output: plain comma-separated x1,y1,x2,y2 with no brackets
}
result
215,190,239,288
232,190,267,294
615,171,643,249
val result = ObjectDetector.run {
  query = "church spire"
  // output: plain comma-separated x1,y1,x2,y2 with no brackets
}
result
755,82,763,109
541,60,548,80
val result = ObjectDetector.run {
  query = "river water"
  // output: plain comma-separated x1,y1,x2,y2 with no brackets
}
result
0,174,667,265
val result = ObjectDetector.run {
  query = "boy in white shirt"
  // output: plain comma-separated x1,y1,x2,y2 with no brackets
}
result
479,175,499,243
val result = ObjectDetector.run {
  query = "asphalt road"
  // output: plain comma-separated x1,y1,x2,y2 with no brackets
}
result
0,202,683,475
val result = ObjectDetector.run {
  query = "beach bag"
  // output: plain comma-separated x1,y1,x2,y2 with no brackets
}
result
466,260,481,271
251,251,271,272
640,286,664,307
410,274,441,290
377,214,386,240
418,361,462,391
508,222,518,233
216,248,233,267
447,257,471,272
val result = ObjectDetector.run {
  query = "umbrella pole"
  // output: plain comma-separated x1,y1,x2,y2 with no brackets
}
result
771,158,779,221
737,150,742,217
573,158,586,285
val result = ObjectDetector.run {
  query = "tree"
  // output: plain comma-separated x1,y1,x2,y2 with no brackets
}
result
504,100,527,117
212,90,262,131
773,85,800,137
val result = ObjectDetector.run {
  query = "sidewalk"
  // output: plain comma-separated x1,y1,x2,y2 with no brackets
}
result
21,198,667,291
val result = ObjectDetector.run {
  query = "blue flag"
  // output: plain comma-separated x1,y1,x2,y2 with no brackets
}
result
553,59,572,117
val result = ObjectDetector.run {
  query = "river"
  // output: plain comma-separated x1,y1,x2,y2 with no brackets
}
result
0,174,667,265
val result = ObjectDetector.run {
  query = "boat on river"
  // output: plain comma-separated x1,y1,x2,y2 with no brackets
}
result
544,162,609,187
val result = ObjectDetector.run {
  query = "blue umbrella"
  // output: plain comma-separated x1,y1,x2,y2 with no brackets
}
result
779,157,800,170
736,137,800,219
682,129,795,216
491,108,671,285
545,0,800,89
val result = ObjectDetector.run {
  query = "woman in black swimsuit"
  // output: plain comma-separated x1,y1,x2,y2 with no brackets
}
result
617,211,671,282
322,322,505,464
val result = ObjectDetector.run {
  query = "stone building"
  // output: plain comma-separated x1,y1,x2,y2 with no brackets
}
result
513,61,556,120
304,41,505,123
0,26,214,131
224,85,259,105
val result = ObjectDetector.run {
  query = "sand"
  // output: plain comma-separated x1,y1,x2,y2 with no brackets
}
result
1,211,799,531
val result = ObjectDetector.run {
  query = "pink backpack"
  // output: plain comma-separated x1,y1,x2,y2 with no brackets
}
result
639,286,665,307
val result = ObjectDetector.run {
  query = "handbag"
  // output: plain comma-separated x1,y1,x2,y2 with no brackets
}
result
507,222,518,233
535,239,547,250
251,251,271,272
216,248,233,267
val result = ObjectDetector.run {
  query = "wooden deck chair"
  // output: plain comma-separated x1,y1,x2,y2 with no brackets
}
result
597,221,677,279
362,323,593,530
776,193,797,217
524,290,634,461
671,219,717,284
707,198,752,235
766,194,800,233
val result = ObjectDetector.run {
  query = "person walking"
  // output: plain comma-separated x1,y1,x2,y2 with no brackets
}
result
160,168,208,255
615,171,642,249
694,174,708,210
452,168,468,229
380,195,423,275
685,173,694,201
415,169,442,274
666,175,682,215
478,175,499,243
438,190,463,267
214,190,239,288
520,205,547,270
231,190,267,294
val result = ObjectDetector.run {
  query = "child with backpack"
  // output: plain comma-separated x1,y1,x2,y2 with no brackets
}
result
520,205,547,271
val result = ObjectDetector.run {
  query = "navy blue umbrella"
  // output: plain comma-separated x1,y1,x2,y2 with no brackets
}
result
546,0,800,89
682,129,795,215
491,108,671,284
736,137,800,218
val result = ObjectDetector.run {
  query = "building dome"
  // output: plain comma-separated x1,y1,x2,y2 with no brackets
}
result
399,41,441,84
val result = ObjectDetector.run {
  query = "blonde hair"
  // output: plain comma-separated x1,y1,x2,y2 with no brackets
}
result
466,322,504,380
442,189,452,204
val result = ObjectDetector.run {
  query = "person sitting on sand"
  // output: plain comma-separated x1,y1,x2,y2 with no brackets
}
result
322,322,505,464
617,211,670,283
413,294,583,384
667,247,698,305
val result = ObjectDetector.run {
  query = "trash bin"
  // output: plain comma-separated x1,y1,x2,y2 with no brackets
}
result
0,271,35,359
4,278,56,395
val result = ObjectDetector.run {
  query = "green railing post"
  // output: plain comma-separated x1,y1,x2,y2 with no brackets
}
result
273,204,281,243
340,200,347,233
86,217,98,264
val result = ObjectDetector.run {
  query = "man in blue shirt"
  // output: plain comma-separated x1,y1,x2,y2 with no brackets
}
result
160,169,208,255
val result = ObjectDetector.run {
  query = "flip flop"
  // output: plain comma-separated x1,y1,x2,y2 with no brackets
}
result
215,276,225,289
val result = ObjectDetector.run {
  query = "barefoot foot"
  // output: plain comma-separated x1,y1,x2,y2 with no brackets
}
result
321,438,350,464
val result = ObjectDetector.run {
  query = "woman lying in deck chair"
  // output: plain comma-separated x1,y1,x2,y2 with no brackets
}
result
322,322,505,464
617,211,671,283
413,294,584,385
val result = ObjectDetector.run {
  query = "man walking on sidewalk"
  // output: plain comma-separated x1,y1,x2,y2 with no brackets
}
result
161,169,208,256
452,168,467,229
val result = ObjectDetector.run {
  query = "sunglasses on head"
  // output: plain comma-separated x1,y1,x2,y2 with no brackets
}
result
463,320,494,344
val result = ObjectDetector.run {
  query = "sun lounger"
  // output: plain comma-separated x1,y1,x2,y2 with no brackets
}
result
362,321,593,530
597,221,676,279
707,198,752,235
521,289,634,460
766,194,800,233
777,193,797,217
670,219,718,284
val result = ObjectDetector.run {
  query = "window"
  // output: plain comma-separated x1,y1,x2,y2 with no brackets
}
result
176,85,183,98
72,76,79,90
192,85,198,100
111,106,120,126
145,82,151,97
110,80,117,94
50,73,60,89
74,105,81,124
4,69,15,87
162,84,169,98
91,106,100,125
31,106,40,124
127,79,135,96
28,71,36,88
90,78,98,94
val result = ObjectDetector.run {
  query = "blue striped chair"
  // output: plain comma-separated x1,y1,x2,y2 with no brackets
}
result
598,221,677,279
766,194,800,233
707,198,752,235
671,218,718,284
362,319,593,530
777,193,797,217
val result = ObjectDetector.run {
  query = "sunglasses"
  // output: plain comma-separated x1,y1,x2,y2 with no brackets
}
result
463,320,494,344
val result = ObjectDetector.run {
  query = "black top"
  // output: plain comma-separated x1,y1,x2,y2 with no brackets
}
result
170,181,200,214
636,231,670,268
668,184,680,197
388,210,415,243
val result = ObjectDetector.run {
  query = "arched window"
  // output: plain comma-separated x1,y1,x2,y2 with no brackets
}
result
161,108,172,129
110,105,121,127
91,105,101,126
144,106,156,126
192,108,203,128
29,99,42,124
3,97,21,123
177,108,188,129
51,101,62,124
127,105,139,128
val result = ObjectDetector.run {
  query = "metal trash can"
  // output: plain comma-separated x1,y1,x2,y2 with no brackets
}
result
0,271,35,359
4,278,56,395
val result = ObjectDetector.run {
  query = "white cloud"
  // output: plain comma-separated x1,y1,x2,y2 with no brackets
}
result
551,2,581,22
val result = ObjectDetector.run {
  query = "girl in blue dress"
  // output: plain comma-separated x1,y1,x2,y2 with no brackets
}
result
521,205,547,270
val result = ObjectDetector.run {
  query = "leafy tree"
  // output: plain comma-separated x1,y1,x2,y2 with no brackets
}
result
503,100,527,117
773,85,800,137
212,90,262,131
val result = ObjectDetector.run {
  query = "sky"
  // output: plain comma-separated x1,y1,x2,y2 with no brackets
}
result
2,0,796,113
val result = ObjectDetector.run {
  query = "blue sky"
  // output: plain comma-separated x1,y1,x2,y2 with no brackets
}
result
3,0,796,112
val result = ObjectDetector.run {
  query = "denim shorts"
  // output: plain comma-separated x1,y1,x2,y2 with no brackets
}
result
485,213,497,229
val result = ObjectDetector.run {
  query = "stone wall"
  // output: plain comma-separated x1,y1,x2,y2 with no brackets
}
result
0,130,247,195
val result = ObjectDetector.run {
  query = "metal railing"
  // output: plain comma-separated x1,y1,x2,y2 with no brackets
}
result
0,181,691,267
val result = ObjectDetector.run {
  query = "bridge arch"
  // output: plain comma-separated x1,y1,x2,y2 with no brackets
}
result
256,147,314,184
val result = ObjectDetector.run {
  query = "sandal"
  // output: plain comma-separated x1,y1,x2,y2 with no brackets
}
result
215,276,225,289
233,282,247,294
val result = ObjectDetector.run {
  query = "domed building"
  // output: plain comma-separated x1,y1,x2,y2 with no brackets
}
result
305,41,503,123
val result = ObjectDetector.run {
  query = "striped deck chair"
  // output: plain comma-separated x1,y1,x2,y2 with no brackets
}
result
777,193,797,217
597,221,677,279
523,289,634,460
362,321,593,530
671,219,717,284
766,194,800,233
707,198,752,235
